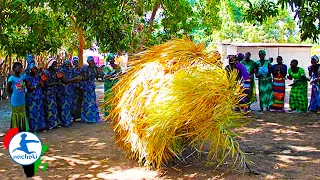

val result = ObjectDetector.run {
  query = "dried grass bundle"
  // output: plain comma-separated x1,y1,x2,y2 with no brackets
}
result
107,39,249,169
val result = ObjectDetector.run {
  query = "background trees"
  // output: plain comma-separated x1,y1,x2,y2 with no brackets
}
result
0,0,319,68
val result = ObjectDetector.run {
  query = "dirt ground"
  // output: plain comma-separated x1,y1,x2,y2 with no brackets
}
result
0,110,319,180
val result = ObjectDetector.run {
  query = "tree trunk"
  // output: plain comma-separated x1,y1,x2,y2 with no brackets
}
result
9,55,12,74
78,27,85,66
70,16,85,66
139,1,160,51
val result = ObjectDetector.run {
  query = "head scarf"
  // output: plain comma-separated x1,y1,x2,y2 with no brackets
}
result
259,50,266,55
311,55,319,63
237,53,245,61
26,54,34,64
62,59,71,69
87,56,94,63
47,58,56,68
106,53,115,62
72,56,79,62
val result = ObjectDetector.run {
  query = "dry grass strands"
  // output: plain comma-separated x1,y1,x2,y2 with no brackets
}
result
107,38,250,170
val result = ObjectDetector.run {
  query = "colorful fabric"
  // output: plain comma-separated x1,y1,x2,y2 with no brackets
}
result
8,75,26,107
81,65,100,123
239,79,251,107
308,65,320,111
256,60,274,108
270,64,287,111
312,55,319,63
241,60,257,105
43,70,60,128
71,67,83,119
25,74,46,131
11,105,30,131
104,65,121,116
56,68,73,127
288,67,308,112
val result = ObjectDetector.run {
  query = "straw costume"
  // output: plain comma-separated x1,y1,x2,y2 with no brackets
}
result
107,39,249,169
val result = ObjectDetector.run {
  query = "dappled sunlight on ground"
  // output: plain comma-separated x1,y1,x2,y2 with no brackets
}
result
0,94,319,179
234,111,320,179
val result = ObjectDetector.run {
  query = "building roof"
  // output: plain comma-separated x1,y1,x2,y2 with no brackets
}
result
217,42,312,47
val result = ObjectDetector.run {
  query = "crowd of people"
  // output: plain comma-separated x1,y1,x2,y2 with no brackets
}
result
227,49,319,113
7,54,123,133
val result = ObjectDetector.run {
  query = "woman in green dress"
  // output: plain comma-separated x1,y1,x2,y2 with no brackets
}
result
287,59,308,113
255,50,274,111
104,53,122,117
241,52,257,110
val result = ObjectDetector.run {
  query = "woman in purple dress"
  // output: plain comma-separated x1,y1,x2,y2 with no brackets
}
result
226,55,251,111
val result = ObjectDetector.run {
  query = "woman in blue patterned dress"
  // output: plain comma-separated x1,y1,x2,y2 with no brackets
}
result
71,57,83,120
57,60,82,127
80,56,101,123
43,58,60,129
25,63,46,132
308,55,320,112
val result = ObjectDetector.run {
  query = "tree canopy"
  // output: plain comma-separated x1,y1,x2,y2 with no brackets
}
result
0,0,318,66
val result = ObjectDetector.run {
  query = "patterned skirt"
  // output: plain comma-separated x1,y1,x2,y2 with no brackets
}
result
309,84,320,111
71,87,83,120
289,82,308,112
11,105,30,131
43,88,60,129
57,92,73,127
239,79,251,107
25,94,46,131
81,89,100,123
270,75,286,111
258,76,274,108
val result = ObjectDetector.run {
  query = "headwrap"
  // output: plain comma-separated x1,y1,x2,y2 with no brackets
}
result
87,56,94,63
26,54,34,64
47,58,56,68
106,53,115,62
72,56,79,62
311,55,319,63
28,63,36,70
259,50,266,55
237,53,245,61
64,59,71,64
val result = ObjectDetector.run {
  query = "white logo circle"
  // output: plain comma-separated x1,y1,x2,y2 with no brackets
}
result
8,132,42,165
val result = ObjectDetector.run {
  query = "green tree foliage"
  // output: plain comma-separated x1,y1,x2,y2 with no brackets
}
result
210,0,300,43
245,0,320,42
0,0,67,57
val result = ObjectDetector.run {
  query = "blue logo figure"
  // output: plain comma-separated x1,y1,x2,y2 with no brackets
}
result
12,133,40,154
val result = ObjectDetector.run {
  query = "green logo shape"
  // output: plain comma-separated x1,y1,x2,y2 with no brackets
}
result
33,132,49,174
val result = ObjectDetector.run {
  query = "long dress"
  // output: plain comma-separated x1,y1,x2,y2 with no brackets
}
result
81,65,100,123
256,60,274,109
25,74,46,131
288,67,308,112
56,68,73,127
71,67,83,120
241,60,257,105
8,74,34,177
43,70,60,129
104,65,122,116
308,64,320,111
270,64,287,111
